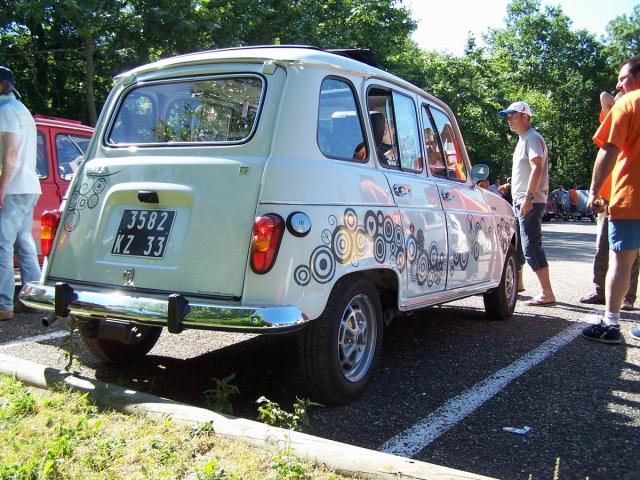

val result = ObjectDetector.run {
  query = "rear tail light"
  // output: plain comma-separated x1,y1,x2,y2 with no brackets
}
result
250,214,284,274
41,209,61,256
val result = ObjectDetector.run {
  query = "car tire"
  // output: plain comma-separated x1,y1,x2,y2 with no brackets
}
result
299,275,383,405
78,317,162,364
483,246,517,321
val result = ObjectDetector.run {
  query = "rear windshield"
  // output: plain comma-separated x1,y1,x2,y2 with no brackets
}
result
106,75,264,146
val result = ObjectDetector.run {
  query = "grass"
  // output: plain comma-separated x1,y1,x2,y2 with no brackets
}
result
0,374,353,480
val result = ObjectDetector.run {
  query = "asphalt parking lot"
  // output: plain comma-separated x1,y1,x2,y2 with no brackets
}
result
2,221,639,480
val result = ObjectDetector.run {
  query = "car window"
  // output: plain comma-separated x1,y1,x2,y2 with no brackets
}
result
317,77,367,162
392,92,423,173
56,133,92,180
421,105,446,178
430,107,467,182
36,130,48,178
367,88,399,169
107,76,263,145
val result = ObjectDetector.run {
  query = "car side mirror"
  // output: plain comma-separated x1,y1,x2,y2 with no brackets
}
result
471,163,490,184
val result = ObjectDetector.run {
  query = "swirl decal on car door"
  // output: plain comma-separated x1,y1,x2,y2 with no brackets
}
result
293,208,446,287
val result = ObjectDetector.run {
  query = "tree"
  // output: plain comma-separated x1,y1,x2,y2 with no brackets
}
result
604,5,640,69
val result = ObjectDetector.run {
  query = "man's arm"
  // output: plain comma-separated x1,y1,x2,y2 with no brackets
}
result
519,155,543,216
587,142,619,211
0,131,20,208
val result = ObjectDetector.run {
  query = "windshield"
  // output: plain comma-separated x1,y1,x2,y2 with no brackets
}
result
106,75,264,146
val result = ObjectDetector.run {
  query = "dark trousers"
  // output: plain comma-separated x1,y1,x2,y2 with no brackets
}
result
514,203,549,272
593,212,639,302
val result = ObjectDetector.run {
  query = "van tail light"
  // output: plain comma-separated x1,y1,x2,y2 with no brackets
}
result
41,209,61,256
250,214,285,274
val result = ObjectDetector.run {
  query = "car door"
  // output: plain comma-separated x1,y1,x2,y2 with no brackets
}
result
426,105,495,290
366,85,448,303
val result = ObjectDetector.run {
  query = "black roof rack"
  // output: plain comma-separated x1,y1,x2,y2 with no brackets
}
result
327,48,379,68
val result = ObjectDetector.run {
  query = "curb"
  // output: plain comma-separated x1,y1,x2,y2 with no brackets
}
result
0,354,496,480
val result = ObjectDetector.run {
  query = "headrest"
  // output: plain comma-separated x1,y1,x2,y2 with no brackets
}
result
370,112,386,145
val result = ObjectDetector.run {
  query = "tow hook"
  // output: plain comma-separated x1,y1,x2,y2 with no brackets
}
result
42,282,77,327
167,294,190,334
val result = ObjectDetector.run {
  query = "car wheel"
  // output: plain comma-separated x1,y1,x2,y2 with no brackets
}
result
483,246,517,320
299,275,383,405
78,317,162,364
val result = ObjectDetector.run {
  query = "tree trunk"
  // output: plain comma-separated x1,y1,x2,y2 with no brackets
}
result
84,37,97,126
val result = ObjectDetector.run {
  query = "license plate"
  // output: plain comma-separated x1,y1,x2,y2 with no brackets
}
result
111,209,176,258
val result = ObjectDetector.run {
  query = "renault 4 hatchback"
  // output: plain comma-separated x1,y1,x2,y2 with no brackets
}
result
21,46,517,404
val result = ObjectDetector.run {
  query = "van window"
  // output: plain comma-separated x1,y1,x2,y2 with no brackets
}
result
317,78,367,162
107,76,263,145
36,130,48,178
367,88,422,173
421,105,446,178
367,88,399,168
392,92,422,172
430,107,467,182
56,133,92,179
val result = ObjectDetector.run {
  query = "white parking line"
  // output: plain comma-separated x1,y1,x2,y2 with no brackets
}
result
0,331,68,350
380,322,585,457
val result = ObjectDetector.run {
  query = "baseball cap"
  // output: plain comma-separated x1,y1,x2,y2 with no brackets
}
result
0,66,21,99
499,101,532,117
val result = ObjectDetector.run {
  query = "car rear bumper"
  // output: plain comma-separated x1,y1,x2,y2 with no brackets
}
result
19,281,308,333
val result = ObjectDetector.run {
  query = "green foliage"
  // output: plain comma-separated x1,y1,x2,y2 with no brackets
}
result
0,461,40,480
256,396,322,431
197,458,237,480
203,373,240,415
4,387,37,417
271,451,311,480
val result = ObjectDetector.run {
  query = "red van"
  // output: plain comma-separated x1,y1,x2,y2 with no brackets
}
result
30,115,94,259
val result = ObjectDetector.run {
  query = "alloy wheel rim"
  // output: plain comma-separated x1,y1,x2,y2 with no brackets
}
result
505,257,517,307
337,294,377,383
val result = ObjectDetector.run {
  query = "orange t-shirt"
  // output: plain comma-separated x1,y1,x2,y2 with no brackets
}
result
596,108,612,200
569,188,578,205
593,90,640,220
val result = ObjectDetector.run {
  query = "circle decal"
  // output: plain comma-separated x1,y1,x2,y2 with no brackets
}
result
294,265,311,286
310,246,335,284
374,236,386,263
332,226,353,264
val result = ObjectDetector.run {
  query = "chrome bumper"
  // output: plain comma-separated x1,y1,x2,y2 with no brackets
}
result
19,282,308,333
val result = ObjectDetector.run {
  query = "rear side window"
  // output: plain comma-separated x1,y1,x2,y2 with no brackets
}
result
317,77,367,162
107,76,263,145
366,87,422,173
392,93,423,172
36,130,48,178
56,133,92,179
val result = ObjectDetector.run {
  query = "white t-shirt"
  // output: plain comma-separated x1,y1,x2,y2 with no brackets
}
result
0,94,41,194
511,128,548,205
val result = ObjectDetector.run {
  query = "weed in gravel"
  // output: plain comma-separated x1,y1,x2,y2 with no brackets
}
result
257,396,322,431
203,373,240,415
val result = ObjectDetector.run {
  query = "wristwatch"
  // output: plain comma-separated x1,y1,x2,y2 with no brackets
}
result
525,193,535,201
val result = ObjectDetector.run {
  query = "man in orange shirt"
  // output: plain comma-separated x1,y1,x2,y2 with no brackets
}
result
583,56,640,344
568,185,578,220
580,92,639,310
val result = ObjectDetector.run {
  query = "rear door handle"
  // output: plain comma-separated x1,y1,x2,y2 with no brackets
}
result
441,190,454,201
393,184,411,197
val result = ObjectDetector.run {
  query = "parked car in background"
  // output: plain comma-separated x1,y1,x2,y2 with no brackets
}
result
543,189,595,222
21,47,517,404
32,115,94,259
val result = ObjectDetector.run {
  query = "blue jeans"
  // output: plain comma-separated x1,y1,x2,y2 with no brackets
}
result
514,202,548,272
0,194,41,310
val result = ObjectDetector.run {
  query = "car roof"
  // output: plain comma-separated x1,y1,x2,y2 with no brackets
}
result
34,114,94,133
117,46,432,100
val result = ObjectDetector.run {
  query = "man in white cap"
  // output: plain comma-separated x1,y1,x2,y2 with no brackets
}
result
0,66,41,320
499,101,556,306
